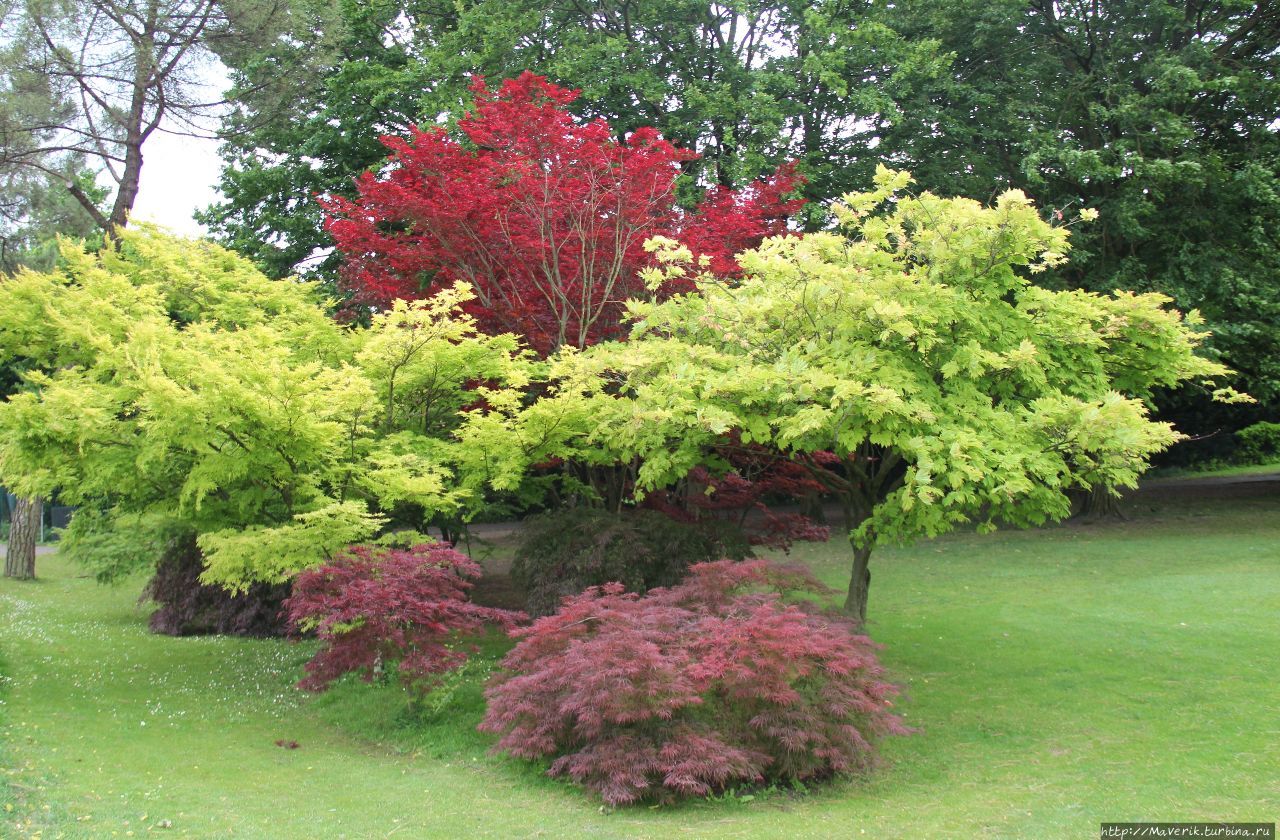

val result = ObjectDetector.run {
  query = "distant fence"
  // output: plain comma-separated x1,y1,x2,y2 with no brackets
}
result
0,490,74,541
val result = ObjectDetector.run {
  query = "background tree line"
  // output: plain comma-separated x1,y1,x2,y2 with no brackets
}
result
197,0,1279,449
6,0,1276,430
2,0,1276,584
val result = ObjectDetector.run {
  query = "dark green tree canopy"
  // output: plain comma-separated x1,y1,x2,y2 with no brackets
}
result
199,0,443,280
205,0,1277,431
201,0,941,279
877,0,1280,404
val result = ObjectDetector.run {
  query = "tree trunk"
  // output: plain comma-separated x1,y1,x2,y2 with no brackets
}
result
1073,485,1126,520
801,491,827,525
4,496,42,580
106,4,160,235
843,539,872,626
108,133,145,234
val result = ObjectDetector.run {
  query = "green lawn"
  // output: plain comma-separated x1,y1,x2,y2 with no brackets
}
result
1145,460,1280,480
2,493,1278,839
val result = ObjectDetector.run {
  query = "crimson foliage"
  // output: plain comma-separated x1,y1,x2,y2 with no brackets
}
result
285,542,522,693
643,442,835,551
480,560,908,805
323,72,804,354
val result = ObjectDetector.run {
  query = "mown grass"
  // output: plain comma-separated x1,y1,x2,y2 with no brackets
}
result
1145,460,1280,480
1,492,1278,839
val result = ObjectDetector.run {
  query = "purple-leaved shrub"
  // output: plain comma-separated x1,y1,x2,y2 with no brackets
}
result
480,559,909,804
285,542,522,693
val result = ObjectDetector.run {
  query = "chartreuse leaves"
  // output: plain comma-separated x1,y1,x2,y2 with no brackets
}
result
0,175,1244,608
468,172,1241,599
0,230,534,589
198,501,388,591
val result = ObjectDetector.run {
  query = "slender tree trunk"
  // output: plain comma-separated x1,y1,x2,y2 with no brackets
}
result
106,2,160,234
4,496,42,580
806,452,899,625
839,496,875,625
107,121,146,233
110,141,143,228
843,538,872,626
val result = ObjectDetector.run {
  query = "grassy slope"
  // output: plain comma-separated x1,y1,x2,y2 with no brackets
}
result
1,495,1278,839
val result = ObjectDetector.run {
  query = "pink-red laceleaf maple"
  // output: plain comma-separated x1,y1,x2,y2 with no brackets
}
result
285,542,522,693
323,72,804,355
480,560,908,805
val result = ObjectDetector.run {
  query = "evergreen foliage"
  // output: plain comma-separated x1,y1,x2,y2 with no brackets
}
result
1234,422,1280,465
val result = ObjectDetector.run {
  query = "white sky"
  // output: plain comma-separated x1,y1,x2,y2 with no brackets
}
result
129,130,223,237
125,53,228,238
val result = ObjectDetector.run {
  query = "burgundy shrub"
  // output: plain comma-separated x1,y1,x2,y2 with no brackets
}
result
285,542,523,693
145,533,290,637
640,437,836,553
480,560,909,805
643,458,832,552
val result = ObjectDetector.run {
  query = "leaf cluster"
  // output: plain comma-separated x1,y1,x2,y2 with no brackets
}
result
0,227,532,588
323,72,804,353
285,541,523,693
481,559,908,805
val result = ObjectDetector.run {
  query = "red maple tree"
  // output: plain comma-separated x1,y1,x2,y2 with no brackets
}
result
323,72,804,355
